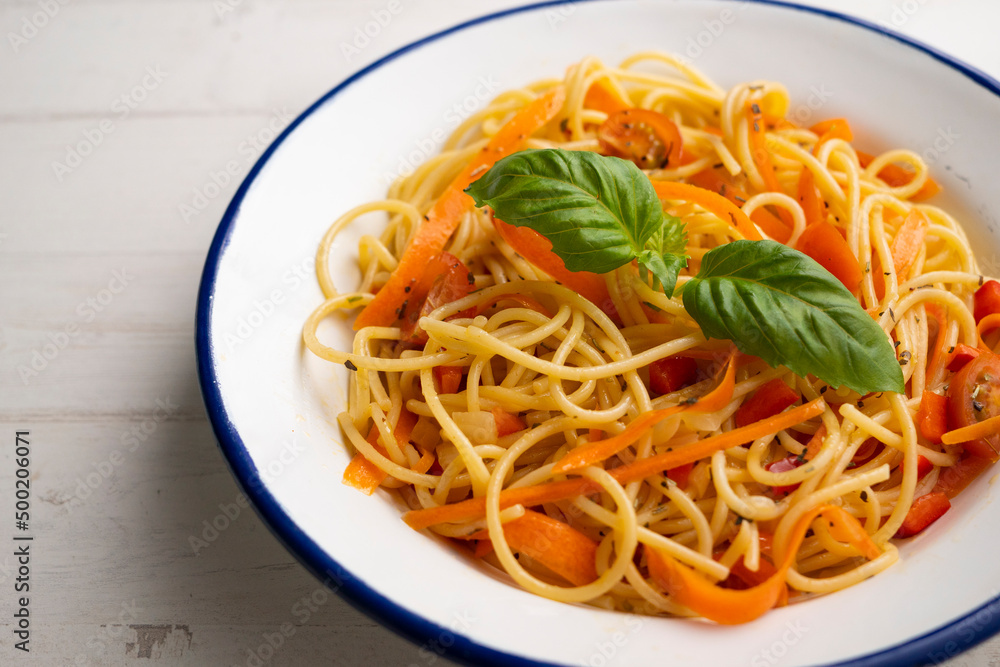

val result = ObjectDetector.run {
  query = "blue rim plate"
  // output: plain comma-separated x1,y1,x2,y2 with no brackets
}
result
196,2,1000,665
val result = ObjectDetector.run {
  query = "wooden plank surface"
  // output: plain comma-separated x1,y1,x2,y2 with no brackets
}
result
1,0,999,664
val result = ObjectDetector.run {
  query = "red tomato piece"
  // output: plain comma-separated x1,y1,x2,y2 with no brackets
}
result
666,462,693,490
901,454,933,481
401,252,476,344
974,280,1000,323
598,108,683,169
947,344,981,372
433,365,463,395
492,407,526,437
947,351,1000,460
649,356,699,395
734,378,800,428
894,492,951,538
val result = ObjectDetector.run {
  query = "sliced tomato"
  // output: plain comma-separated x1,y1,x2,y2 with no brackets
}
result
947,351,1000,460
975,280,1000,323
492,407,526,437
598,108,683,169
947,344,981,372
433,365,463,394
901,454,933,481
400,252,476,344
649,356,699,395
734,378,800,429
894,491,951,538
666,462,693,490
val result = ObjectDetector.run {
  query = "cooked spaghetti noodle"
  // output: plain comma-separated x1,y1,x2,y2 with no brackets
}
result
303,53,1000,622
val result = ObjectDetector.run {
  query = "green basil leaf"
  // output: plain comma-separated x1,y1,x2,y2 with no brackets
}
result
682,240,904,394
465,148,686,291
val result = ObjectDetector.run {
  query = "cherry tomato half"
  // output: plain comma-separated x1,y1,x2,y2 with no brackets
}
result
947,351,1000,460
598,109,683,170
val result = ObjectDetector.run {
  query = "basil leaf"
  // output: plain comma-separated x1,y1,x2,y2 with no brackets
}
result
465,148,686,293
683,240,904,394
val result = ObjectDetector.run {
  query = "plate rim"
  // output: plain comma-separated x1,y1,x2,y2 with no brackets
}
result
195,1,1000,665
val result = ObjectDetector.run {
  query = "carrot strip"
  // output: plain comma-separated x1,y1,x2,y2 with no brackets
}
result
343,409,419,494
795,220,863,293
650,180,762,241
978,313,1000,350
941,414,1000,446
810,118,854,144
552,350,737,474
687,168,790,242
917,391,948,443
583,78,629,116
796,167,825,227
925,303,950,386
745,101,783,194
354,86,566,330
890,210,929,280
467,509,598,586
647,504,877,624
493,218,614,315
403,399,824,530
857,150,941,201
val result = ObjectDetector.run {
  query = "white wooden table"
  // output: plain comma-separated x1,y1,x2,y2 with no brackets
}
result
2,0,998,664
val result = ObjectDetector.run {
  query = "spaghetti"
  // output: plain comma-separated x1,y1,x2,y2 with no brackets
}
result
303,53,1000,622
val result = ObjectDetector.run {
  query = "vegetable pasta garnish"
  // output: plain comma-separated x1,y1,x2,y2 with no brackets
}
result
304,53,1000,623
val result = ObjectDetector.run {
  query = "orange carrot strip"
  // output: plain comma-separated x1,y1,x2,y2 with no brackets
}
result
493,218,614,316
890,210,929,280
468,509,598,586
925,303,950,387
583,78,629,116
797,167,825,227
343,409,419,494
650,180,762,241
552,350,737,474
810,118,854,144
647,504,877,624
941,414,1000,446
857,150,941,201
354,86,566,330
795,220,863,293
978,313,1000,350
403,400,824,530
917,391,949,443
745,101,783,194
687,168,790,242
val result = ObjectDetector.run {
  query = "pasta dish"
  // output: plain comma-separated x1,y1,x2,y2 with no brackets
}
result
303,53,1000,622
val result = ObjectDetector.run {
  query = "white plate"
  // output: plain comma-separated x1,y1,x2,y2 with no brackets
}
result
196,1,1000,665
